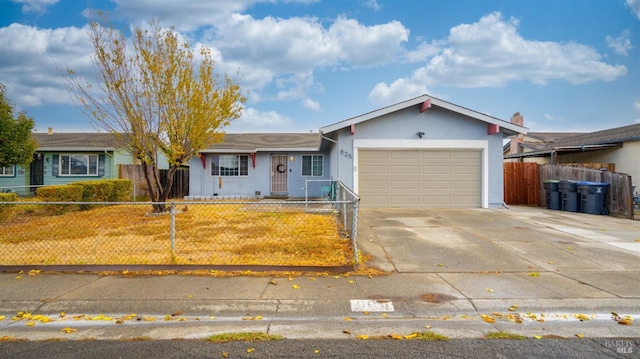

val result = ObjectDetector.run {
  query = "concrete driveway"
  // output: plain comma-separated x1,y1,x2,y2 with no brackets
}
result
358,206,640,300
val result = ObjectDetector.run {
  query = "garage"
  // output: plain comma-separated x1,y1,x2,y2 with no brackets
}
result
358,149,482,208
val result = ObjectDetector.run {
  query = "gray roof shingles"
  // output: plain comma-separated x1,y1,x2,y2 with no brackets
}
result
544,123,640,149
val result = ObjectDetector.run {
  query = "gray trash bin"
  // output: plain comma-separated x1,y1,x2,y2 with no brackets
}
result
577,181,609,215
543,180,561,210
559,180,580,212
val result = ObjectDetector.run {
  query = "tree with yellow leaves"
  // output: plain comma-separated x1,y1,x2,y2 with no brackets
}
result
66,17,245,212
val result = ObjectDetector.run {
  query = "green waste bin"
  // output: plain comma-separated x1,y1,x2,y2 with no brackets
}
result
543,180,561,210
577,181,609,215
559,180,580,212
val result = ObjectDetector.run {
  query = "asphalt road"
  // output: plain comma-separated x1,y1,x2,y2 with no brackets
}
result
1,338,638,359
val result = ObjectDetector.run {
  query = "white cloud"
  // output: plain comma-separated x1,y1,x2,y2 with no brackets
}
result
606,30,632,55
0,24,92,106
11,0,58,14
627,0,640,19
633,99,640,111
369,12,627,102
227,107,294,132
404,41,442,63
361,0,381,12
207,14,409,72
301,98,320,111
368,78,427,106
104,0,319,33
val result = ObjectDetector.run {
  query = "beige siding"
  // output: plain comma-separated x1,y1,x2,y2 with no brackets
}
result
359,149,482,208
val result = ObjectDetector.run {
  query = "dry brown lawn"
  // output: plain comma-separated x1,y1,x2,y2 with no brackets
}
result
0,202,353,266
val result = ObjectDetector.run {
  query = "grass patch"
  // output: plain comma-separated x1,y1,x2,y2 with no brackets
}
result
0,201,353,266
413,331,449,341
485,331,527,340
208,332,284,343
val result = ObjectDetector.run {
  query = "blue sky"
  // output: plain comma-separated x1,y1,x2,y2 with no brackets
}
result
1,0,639,134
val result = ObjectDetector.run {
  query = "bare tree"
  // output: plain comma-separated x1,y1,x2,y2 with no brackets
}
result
66,18,245,212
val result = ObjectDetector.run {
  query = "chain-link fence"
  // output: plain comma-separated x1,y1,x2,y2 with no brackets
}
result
0,185,359,268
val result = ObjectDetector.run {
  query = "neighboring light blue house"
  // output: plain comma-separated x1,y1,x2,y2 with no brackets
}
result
187,133,330,199
0,131,136,195
189,94,527,208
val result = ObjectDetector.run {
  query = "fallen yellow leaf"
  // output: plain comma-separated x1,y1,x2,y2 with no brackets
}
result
381,313,387,318
0,336,15,341
143,316,156,322
0,316,4,321
389,334,403,340
247,348,255,353
342,329,351,334
25,321,35,327
59,312,66,318
575,314,590,321
508,305,519,311
61,327,77,333
403,333,418,339
534,335,542,339
425,325,431,329
292,284,300,289
566,246,572,250
575,334,584,338
344,317,352,322
269,280,278,285
485,288,495,292
314,349,320,354
528,272,540,277
481,314,496,323
357,334,369,340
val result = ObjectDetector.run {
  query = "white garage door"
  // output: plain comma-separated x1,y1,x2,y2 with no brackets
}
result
358,149,482,208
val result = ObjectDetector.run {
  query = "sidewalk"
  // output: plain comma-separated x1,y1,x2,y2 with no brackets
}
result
1,206,640,340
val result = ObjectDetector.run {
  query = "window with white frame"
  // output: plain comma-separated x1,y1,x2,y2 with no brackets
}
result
210,155,249,176
302,155,323,176
60,154,98,176
0,166,14,176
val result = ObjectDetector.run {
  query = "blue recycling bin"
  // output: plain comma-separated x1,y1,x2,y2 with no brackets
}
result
543,180,561,210
559,180,580,212
577,181,609,215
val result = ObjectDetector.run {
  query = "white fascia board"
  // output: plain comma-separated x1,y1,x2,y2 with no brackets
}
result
320,94,528,136
198,147,320,153
320,95,429,134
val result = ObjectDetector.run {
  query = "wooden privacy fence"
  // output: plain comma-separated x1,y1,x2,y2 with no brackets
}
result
119,165,189,200
539,164,633,219
504,162,634,219
504,162,540,206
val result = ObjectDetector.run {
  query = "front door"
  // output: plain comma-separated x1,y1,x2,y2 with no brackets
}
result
29,153,44,195
271,154,288,194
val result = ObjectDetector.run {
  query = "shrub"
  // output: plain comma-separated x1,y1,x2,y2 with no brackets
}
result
108,179,133,202
76,180,112,202
36,185,83,215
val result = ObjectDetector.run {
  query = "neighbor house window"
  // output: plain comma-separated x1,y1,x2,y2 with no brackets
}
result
302,155,323,176
210,155,249,176
0,166,14,176
60,154,98,176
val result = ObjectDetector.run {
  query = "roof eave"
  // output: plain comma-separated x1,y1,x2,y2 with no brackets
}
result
320,94,528,135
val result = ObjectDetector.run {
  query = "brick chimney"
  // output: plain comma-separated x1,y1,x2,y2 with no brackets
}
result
47,127,53,135
509,113,524,154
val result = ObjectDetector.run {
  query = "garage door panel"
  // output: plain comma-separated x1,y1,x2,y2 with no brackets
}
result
390,180,420,190
391,165,420,174
422,180,452,190
421,165,452,175
359,149,482,209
